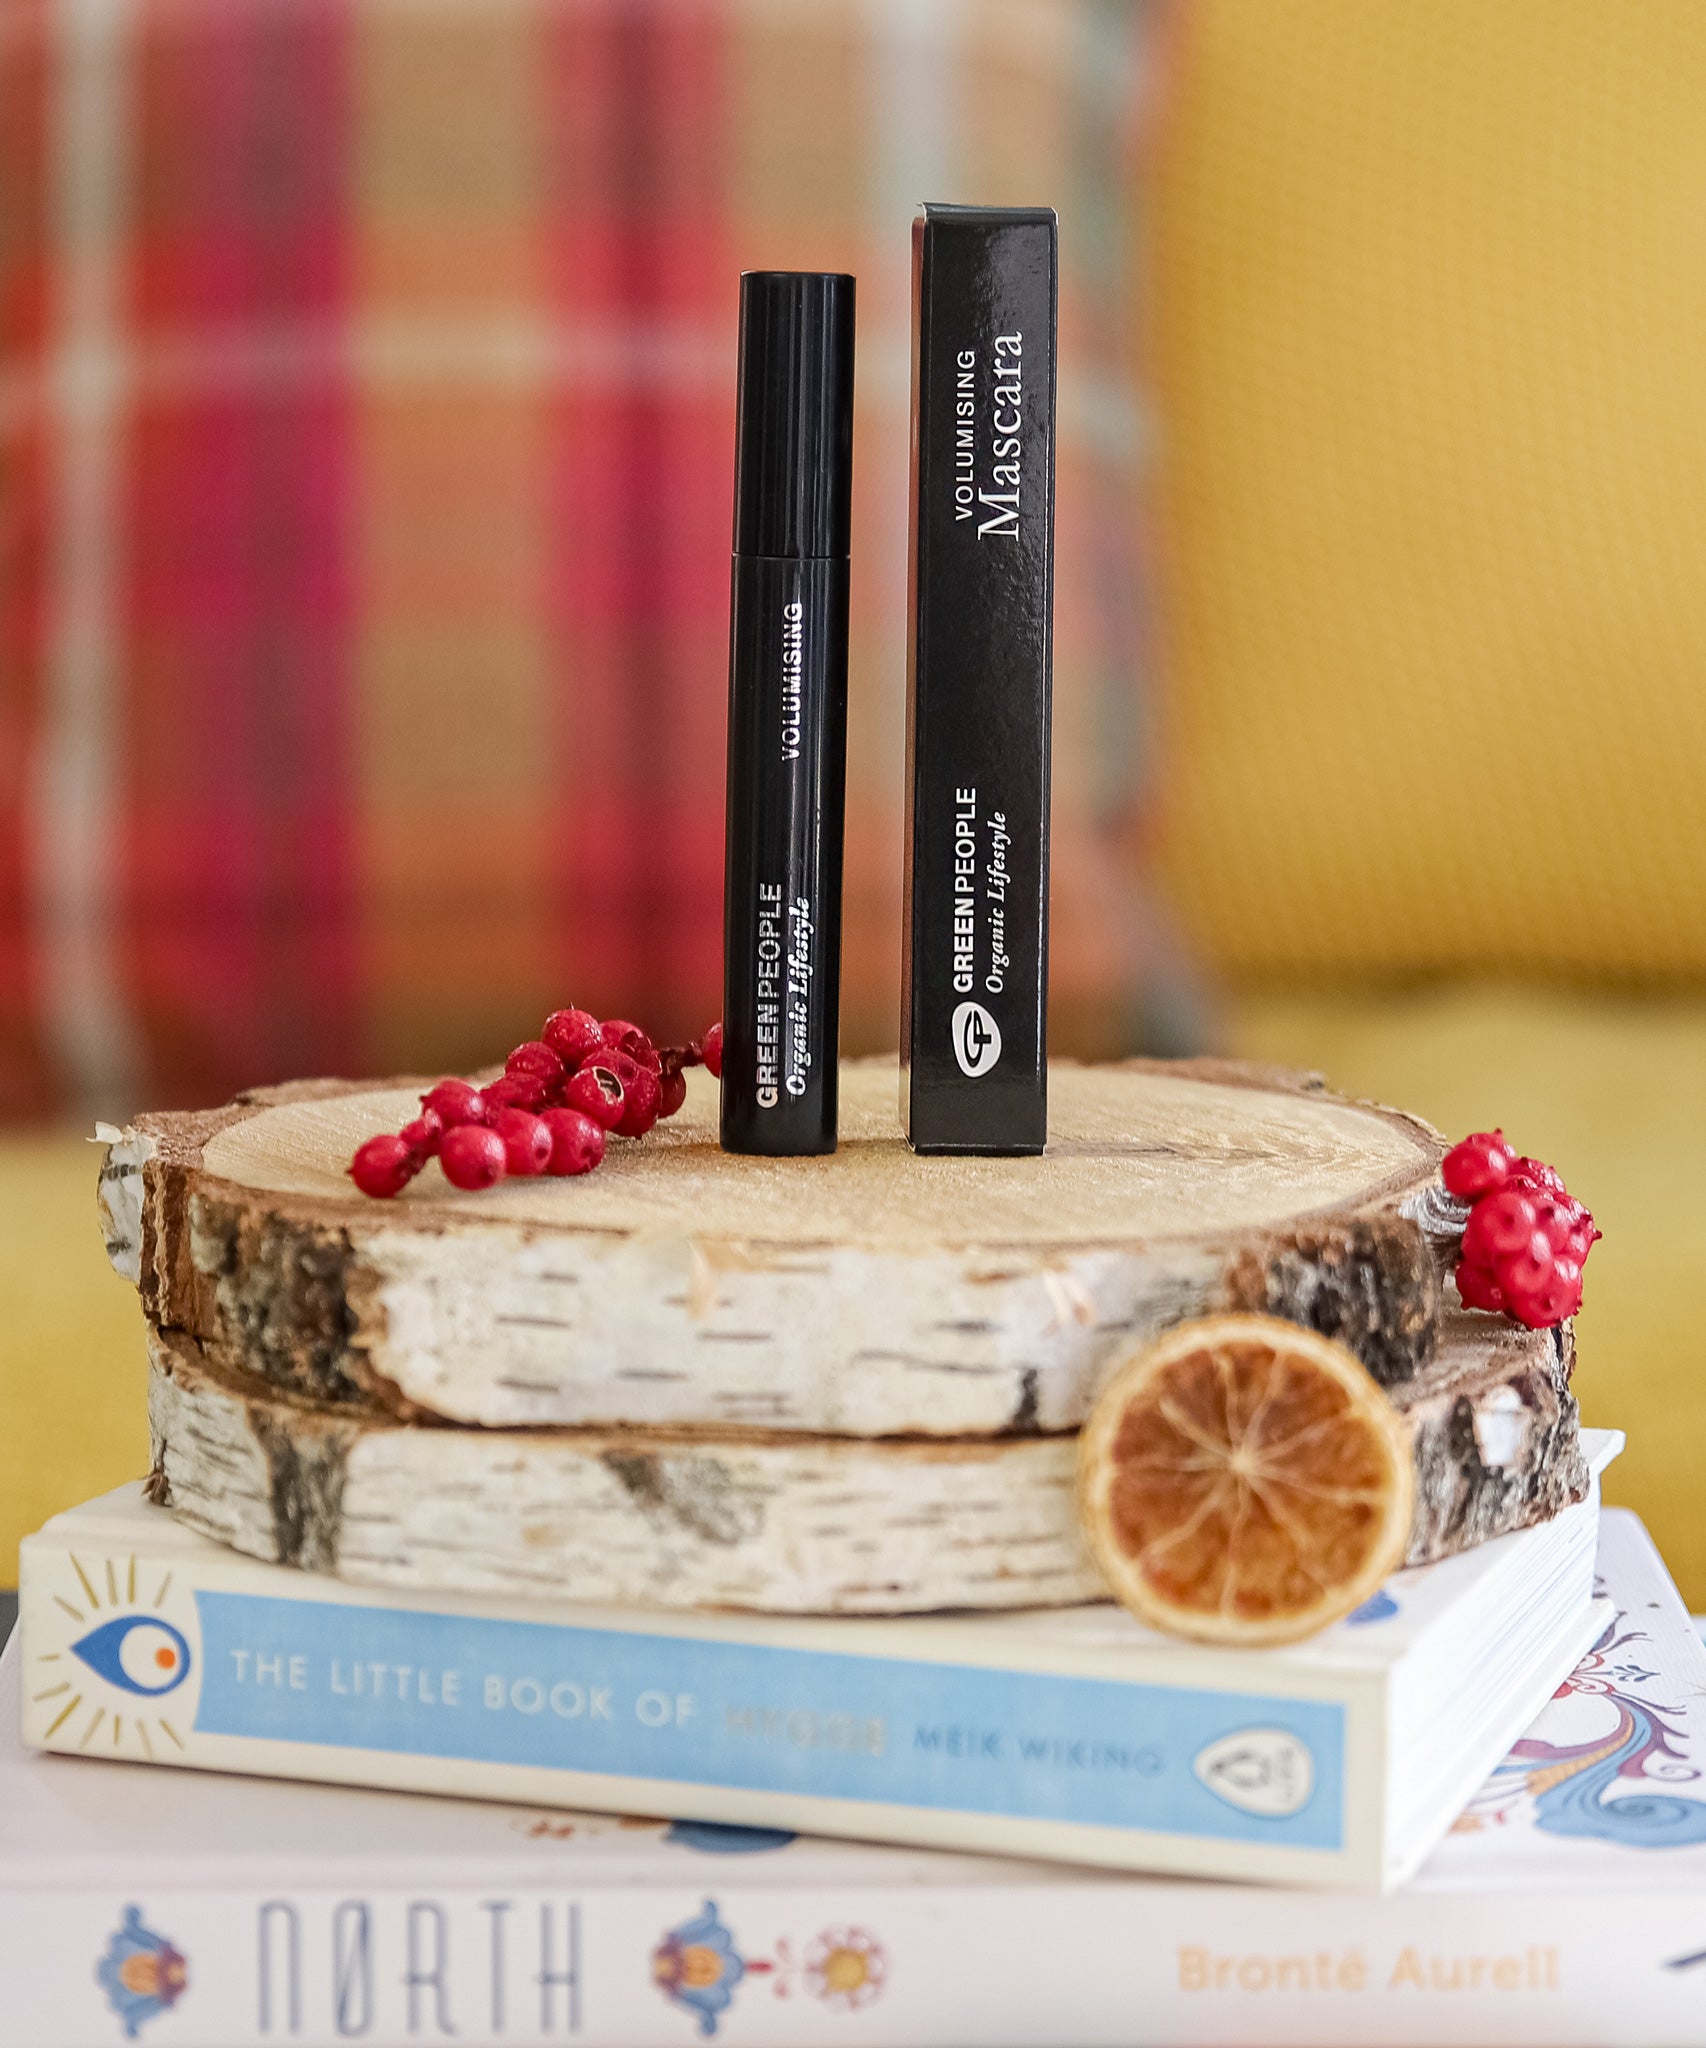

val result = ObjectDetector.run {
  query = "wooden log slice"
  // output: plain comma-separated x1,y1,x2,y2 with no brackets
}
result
146,1314,1586,1613
107,1059,1455,1440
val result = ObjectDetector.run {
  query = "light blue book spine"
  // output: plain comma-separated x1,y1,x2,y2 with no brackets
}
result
194,1588,1349,1849
18,1498,1387,1888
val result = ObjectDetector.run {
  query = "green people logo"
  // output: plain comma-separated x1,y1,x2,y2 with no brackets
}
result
951,1002,1001,1079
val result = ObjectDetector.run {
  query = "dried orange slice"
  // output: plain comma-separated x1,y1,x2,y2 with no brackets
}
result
1078,1314,1414,1646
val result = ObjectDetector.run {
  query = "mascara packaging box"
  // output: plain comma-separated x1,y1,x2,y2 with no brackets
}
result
902,204,1057,1154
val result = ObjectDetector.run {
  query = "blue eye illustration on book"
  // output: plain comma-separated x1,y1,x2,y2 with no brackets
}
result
72,1615,192,1697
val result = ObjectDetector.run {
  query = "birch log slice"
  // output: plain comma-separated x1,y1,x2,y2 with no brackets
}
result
108,1059,1452,1439
146,1314,1586,1613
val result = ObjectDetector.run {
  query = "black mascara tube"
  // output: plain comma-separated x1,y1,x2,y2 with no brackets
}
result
721,271,855,1155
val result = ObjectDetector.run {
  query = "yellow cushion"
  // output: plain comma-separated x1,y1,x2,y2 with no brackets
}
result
0,1137,150,1586
1231,988,1706,1607
1149,0,1706,976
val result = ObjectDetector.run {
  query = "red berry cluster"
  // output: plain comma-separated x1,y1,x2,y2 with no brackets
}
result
1442,1132,1600,1329
348,1015,725,1200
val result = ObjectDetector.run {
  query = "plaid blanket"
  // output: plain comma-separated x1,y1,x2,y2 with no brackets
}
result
1,0,1176,1120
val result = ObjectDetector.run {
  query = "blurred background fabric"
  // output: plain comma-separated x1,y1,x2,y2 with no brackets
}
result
1,0,1178,1127
1148,0,1706,979
6,0,1706,1602
1144,0,1706,1604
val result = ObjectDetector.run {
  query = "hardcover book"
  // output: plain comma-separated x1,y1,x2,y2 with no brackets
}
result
3,1503,1701,2046
17,1435,1619,1894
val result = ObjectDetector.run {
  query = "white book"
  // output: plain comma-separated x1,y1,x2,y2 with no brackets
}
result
16,1439,1618,1901
6,1499,1705,2047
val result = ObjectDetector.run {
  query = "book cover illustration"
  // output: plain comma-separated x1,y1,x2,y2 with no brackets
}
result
30,1550,193,1761
1421,1508,1706,1880
94,1905,190,2039
649,1900,888,2035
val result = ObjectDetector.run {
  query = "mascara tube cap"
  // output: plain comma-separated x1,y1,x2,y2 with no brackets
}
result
733,271,856,561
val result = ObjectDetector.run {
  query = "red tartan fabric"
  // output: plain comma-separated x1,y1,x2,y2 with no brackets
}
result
1,0,1180,1120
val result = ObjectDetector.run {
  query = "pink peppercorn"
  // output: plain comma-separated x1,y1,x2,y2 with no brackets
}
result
349,1134,418,1200
543,1008,604,1071
421,1079,486,1129
491,1107,553,1176
539,1106,606,1176
565,1063,626,1131
482,1072,548,1115
439,1124,508,1191
506,1040,567,1089
398,1110,443,1157
1441,1131,1517,1201
1462,1189,1541,1267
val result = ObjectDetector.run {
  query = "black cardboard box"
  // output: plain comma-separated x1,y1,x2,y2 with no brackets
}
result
902,204,1057,1155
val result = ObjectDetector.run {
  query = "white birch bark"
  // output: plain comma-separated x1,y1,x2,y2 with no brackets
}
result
110,1059,1452,1436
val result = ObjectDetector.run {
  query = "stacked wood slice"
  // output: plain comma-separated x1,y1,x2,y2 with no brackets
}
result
100,1058,1590,1615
